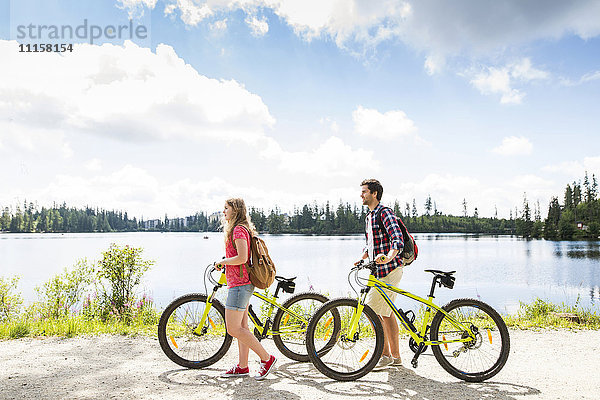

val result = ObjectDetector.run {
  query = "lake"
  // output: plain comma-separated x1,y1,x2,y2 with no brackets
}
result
1,232,599,314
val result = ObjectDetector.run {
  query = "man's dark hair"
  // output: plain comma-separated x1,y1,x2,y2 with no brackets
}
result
360,179,383,201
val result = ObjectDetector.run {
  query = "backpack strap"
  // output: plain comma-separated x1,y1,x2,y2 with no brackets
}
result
235,225,252,279
375,207,390,241
376,206,407,253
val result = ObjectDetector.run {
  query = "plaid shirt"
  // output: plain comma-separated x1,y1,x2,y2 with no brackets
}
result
365,203,404,278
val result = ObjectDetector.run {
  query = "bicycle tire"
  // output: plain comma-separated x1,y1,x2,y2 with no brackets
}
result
306,298,384,381
272,292,336,362
158,293,232,369
430,298,510,382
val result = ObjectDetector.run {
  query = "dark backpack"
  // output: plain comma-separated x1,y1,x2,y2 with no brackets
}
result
375,207,418,266
236,226,276,289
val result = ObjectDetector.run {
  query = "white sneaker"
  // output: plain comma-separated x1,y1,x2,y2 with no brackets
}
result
373,355,393,370
391,357,402,366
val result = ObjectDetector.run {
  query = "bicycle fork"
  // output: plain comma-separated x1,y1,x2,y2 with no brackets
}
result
347,289,368,341
194,272,227,336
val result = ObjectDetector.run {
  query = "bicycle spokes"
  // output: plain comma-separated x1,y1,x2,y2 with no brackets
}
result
159,294,231,368
430,299,510,382
307,299,383,380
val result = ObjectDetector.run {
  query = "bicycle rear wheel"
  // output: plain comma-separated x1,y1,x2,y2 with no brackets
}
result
430,298,510,382
272,292,338,362
158,293,232,368
306,298,384,381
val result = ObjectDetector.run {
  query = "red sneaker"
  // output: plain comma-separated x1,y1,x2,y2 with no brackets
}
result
221,364,249,378
255,355,276,380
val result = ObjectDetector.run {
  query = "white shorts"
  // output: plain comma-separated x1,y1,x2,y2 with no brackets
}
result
366,267,403,317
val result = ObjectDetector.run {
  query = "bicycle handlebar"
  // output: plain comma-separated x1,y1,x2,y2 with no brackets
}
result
206,263,222,286
352,259,378,273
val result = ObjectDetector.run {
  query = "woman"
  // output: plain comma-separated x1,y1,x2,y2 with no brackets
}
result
215,198,276,380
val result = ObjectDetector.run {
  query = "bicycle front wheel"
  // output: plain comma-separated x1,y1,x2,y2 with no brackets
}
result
272,292,336,362
306,298,384,381
430,298,510,382
158,293,232,368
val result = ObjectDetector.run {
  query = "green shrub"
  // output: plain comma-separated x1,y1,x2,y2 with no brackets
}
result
519,298,558,320
9,320,30,338
0,276,23,321
35,258,93,319
96,244,154,322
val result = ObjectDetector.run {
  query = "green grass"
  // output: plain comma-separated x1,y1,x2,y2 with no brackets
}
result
503,298,600,330
0,313,159,339
2,297,599,340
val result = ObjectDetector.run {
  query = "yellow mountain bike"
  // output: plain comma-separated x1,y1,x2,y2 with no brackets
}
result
158,264,338,368
306,260,510,382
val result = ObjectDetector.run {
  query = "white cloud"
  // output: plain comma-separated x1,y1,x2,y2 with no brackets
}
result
424,53,445,76
30,165,212,218
86,159,103,172
2,164,364,218
560,70,600,86
471,67,520,103
330,121,340,133
511,58,550,81
469,58,548,104
352,105,417,140
319,117,340,133
395,1,600,62
245,15,269,37
581,71,600,83
0,40,275,152
542,157,600,178
492,136,533,156
210,18,228,32
0,123,74,158
120,1,600,69
260,136,379,177
163,0,212,26
117,0,158,18
510,174,554,189
383,172,558,218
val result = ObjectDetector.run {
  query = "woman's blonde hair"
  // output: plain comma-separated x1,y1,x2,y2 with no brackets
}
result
223,198,257,245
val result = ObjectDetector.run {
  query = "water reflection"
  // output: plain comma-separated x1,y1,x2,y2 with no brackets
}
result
553,242,563,258
565,243,600,259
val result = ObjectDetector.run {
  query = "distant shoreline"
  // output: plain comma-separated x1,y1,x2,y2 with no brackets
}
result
2,231,599,241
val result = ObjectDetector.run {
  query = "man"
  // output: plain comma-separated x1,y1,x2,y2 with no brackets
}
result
356,178,404,369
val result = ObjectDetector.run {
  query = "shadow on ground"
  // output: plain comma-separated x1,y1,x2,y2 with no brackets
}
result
158,359,540,400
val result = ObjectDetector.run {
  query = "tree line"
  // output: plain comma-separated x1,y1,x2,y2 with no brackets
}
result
539,172,599,240
0,200,516,236
1,172,598,240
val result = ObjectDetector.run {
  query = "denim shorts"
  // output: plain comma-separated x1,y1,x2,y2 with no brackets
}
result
225,284,254,311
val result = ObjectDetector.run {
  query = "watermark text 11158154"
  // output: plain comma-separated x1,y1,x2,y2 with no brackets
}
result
19,43,74,53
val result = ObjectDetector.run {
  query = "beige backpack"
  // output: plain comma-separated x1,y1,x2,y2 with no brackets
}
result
236,227,276,289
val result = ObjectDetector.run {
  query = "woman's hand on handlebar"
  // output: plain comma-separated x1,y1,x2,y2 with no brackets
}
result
214,257,226,271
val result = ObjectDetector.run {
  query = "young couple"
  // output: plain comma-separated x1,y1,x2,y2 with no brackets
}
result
216,179,404,379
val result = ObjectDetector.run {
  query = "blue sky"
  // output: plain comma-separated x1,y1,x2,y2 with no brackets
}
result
1,0,599,219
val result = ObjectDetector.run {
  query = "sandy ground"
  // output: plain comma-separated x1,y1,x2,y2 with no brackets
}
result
1,329,599,400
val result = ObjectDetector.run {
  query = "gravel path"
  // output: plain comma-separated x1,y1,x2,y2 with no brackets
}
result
1,329,598,400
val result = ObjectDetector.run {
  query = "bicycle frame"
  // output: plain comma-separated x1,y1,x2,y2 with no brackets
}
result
194,270,310,338
348,273,477,347
250,291,313,337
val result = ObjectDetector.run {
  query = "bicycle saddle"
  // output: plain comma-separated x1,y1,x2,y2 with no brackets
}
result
275,276,296,282
424,269,456,276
